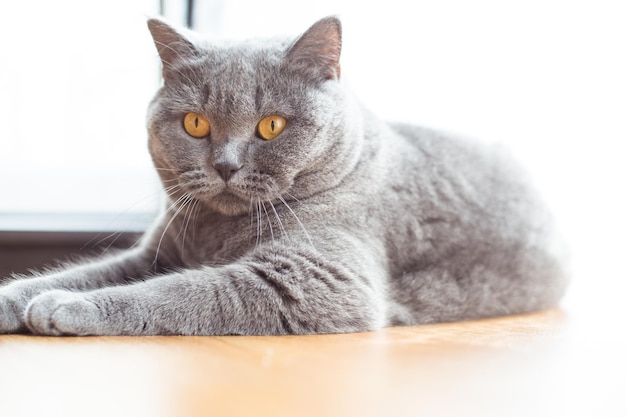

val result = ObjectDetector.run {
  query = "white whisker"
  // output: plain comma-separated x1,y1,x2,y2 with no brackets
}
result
268,199,288,240
261,201,275,244
82,184,168,253
256,196,263,248
178,195,199,257
163,183,183,197
278,195,315,251
249,196,256,246
93,231,126,255
172,195,194,245
190,197,202,242
165,192,190,213
153,193,192,268
284,191,303,204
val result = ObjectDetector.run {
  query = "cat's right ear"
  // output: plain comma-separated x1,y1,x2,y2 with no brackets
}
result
286,16,342,83
147,18,198,80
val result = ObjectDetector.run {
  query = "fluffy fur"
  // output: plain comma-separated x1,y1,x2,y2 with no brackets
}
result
0,17,568,335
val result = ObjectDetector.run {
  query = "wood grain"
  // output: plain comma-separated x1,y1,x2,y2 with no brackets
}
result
0,309,623,417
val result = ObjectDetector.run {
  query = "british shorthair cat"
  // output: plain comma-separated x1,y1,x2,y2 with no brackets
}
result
0,17,568,335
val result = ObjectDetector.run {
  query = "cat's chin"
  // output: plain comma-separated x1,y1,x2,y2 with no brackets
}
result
201,190,252,217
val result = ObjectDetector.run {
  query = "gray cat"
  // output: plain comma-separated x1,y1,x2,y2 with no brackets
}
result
0,17,568,336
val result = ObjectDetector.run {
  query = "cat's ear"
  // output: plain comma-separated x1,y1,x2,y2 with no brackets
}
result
147,18,199,80
286,16,342,83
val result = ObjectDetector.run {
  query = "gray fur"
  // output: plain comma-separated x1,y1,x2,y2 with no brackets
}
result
0,17,568,336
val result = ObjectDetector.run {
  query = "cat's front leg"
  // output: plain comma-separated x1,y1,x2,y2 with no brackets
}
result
0,247,155,333
24,243,387,336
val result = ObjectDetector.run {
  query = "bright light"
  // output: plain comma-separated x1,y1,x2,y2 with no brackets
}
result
0,0,160,214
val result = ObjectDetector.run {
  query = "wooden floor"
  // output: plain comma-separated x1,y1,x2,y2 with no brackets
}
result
1,307,623,417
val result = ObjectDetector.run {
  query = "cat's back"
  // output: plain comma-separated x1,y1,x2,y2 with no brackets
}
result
385,121,547,227
382,120,566,258
325,116,550,238
366,121,569,323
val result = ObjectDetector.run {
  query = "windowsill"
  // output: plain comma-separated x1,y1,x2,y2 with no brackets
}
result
0,212,156,246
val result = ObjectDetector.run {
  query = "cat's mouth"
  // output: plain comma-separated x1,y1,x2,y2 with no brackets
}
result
174,168,288,216
190,182,274,216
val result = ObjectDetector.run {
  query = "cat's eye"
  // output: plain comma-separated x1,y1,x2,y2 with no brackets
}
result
183,112,211,138
257,115,286,141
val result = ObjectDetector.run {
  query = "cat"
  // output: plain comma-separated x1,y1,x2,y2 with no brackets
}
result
0,16,568,336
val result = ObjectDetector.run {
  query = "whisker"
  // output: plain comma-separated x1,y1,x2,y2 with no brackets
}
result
153,193,192,267
176,194,197,257
190,197,202,243
128,232,145,250
173,196,194,245
256,196,262,248
268,199,288,240
93,230,125,250
101,231,128,254
165,192,190,213
278,195,316,251
261,201,275,244
249,196,256,246
81,185,165,252
284,191,303,204
163,183,183,197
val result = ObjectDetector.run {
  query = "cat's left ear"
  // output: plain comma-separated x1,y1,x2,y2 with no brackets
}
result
147,18,199,80
286,16,342,83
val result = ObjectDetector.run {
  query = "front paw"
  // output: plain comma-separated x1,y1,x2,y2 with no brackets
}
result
25,291,100,336
0,293,27,333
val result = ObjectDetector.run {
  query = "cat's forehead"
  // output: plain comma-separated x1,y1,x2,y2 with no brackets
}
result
197,37,290,68
159,35,309,119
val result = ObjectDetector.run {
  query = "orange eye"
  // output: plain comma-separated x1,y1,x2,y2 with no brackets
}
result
257,115,286,140
183,112,211,138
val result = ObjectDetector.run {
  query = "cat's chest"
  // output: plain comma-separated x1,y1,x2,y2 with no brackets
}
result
176,216,256,267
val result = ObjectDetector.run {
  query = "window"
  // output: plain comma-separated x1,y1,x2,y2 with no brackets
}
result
0,0,160,232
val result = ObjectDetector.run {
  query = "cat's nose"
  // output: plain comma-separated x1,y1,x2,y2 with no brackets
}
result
213,161,242,182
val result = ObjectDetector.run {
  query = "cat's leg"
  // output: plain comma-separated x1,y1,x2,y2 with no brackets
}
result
0,247,156,333
24,243,387,336
387,245,569,325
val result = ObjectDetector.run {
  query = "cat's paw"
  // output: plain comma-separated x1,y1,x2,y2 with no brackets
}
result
25,291,100,336
0,293,27,333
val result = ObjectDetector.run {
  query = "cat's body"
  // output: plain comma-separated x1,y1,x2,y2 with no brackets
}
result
0,17,568,336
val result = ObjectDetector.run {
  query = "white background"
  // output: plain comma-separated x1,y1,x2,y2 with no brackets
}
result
0,0,161,215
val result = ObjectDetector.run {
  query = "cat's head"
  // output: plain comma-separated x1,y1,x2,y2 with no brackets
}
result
146,17,363,216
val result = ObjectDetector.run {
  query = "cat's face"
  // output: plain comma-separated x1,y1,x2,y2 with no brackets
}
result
146,17,358,216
